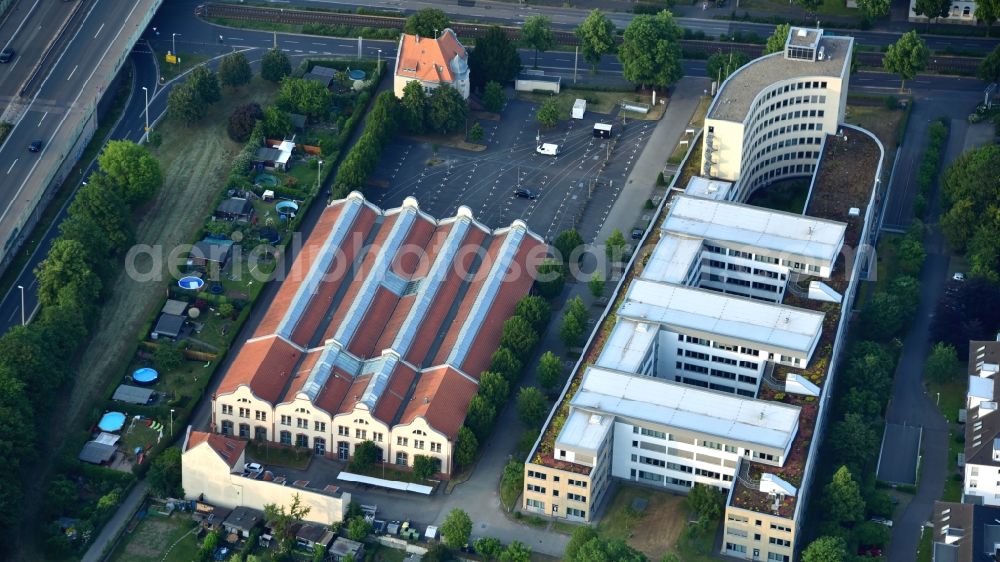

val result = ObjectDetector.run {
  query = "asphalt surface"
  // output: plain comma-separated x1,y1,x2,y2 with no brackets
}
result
0,0,74,105
271,0,1000,54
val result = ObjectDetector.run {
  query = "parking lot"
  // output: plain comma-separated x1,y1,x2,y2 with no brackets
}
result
370,98,657,242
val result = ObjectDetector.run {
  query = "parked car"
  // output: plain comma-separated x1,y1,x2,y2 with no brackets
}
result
0,48,14,64
514,188,537,200
244,462,263,473
536,143,560,156
870,516,893,527
28,140,42,152
953,272,966,282
631,228,644,240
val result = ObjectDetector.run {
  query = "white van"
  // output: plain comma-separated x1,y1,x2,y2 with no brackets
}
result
536,143,560,156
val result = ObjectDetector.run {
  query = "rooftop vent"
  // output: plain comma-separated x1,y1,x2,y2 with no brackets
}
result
848,207,861,217
797,29,807,37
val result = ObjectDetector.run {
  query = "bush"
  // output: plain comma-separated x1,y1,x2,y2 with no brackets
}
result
227,103,263,142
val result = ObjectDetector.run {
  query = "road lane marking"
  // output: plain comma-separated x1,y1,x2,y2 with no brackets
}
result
94,23,105,38
8,56,19,71
7,159,17,174
0,0,39,57
67,64,78,81
37,112,46,127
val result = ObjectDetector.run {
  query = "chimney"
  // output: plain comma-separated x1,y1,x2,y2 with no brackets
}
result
415,34,420,43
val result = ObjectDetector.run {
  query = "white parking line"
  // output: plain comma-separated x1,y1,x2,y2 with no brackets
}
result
37,112,46,127
66,64,78,81
94,22,105,38
7,159,17,174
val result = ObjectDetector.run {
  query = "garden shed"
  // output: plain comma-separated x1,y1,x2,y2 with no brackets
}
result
189,238,235,268
152,313,185,340
112,384,154,405
78,440,116,465
215,198,255,222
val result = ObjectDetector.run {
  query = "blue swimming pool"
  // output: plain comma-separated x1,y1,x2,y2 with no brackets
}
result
133,367,158,385
98,412,126,432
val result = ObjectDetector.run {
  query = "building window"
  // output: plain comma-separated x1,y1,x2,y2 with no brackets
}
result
726,543,747,555
395,452,409,466
338,425,349,436
527,484,546,493
567,507,585,518
255,426,267,440
280,415,291,426
314,421,326,432
356,429,367,440
221,404,233,415
526,499,545,510
397,437,408,446
528,470,548,480
430,442,441,453
297,418,308,429
634,427,666,439
314,438,326,456
373,432,383,442
769,538,791,547
221,420,233,435
280,431,292,445
239,423,250,438
255,410,267,421
568,479,587,488
768,554,790,562
567,493,587,502
238,407,250,418
414,440,425,450
295,434,308,448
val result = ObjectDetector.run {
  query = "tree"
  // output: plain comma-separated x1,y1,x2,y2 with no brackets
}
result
262,105,293,139
523,15,554,68
979,0,1000,35
606,228,628,264
942,145,1000,252
896,234,927,276
764,24,791,55
422,544,453,562
58,213,111,276
853,520,891,548
567,296,589,325
441,508,473,549
577,10,616,70
841,387,883,419
187,65,221,105
566,527,599,562
36,238,101,310
482,81,506,113
572,538,647,562
227,102,263,142
926,341,961,383
516,387,548,427
468,26,521,90
588,272,605,298
687,484,724,522
153,343,185,373
857,0,891,19
167,82,205,125
404,8,450,37
479,371,510,405
349,440,379,471
427,84,468,134
535,259,565,298
346,516,372,541
560,311,585,348
400,80,428,133
515,295,551,332
277,77,333,121
554,229,585,263
500,316,539,359
198,530,220,562
890,275,920,318
980,45,1000,84
537,351,563,391
912,0,951,20
218,51,252,88
500,541,532,562
455,426,478,468
490,347,523,381
261,48,292,82
706,51,751,83
474,537,505,561
469,122,484,143
619,11,684,89
823,466,865,524
264,495,312,555
466,394,497,440
883,31,929,90
148,447,183,498
802,536,848,562
312,545,328,562
861,292,905,341
536,97,560,128
413,454,437,479
830,413,879,473
98,140,164,204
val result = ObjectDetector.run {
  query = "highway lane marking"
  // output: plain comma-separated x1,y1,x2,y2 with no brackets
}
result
67,64,78,81
7,159,17,174
0,0,40,57
37,112,46,127
8,55,19,71
94,23,105,38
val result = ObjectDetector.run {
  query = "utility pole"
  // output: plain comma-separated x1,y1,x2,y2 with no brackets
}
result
573,46,579,84
357,36,362,59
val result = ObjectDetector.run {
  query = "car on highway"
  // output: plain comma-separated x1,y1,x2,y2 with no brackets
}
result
28,140,42,153
0,48,13,64
514,188,537,200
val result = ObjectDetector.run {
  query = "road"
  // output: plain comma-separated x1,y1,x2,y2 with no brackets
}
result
0,0,74,108
262,0,1000,53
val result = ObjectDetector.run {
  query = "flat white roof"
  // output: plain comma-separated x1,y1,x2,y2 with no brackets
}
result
970,376,994,401
596,319,657,373
684,176,733,201
620,279,824,355
663,194,846,263
641,235,703,285
557,409,613,453
570,367,800,451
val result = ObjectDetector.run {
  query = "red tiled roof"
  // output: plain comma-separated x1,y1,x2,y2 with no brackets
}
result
314,367,355,414
406,226,488,365
392,215,437,277
187,430,246,469
373,294,416,355
216,336,302,403
348,286,401,357
396,30,467,84
373,361,417,422
398,366,478,441
338,373,374,415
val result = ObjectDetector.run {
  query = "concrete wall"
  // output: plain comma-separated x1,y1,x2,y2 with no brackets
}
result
515,78,560,94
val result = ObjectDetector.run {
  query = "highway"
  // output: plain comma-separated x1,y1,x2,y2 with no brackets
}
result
0,0,74,108
244,0,1000,54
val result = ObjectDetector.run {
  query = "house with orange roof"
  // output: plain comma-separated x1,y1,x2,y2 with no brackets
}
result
210,192,545,477
393,29,470,100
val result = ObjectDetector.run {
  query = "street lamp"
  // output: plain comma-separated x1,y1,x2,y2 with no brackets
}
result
141,86,150,142
17,285,24,326
377,49,381,68
172,32,180,54
317,160,324,191
170,408,175,436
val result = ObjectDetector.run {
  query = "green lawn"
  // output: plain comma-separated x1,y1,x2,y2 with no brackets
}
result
246,440,312,470
746,178,810,214
916,526,933,562
597,485,689,559
500,468,523,512
157,53,209,83
738,0,858,17
365,543,408,562
928,378,966,425
109,512,199,562
675,521,721,562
